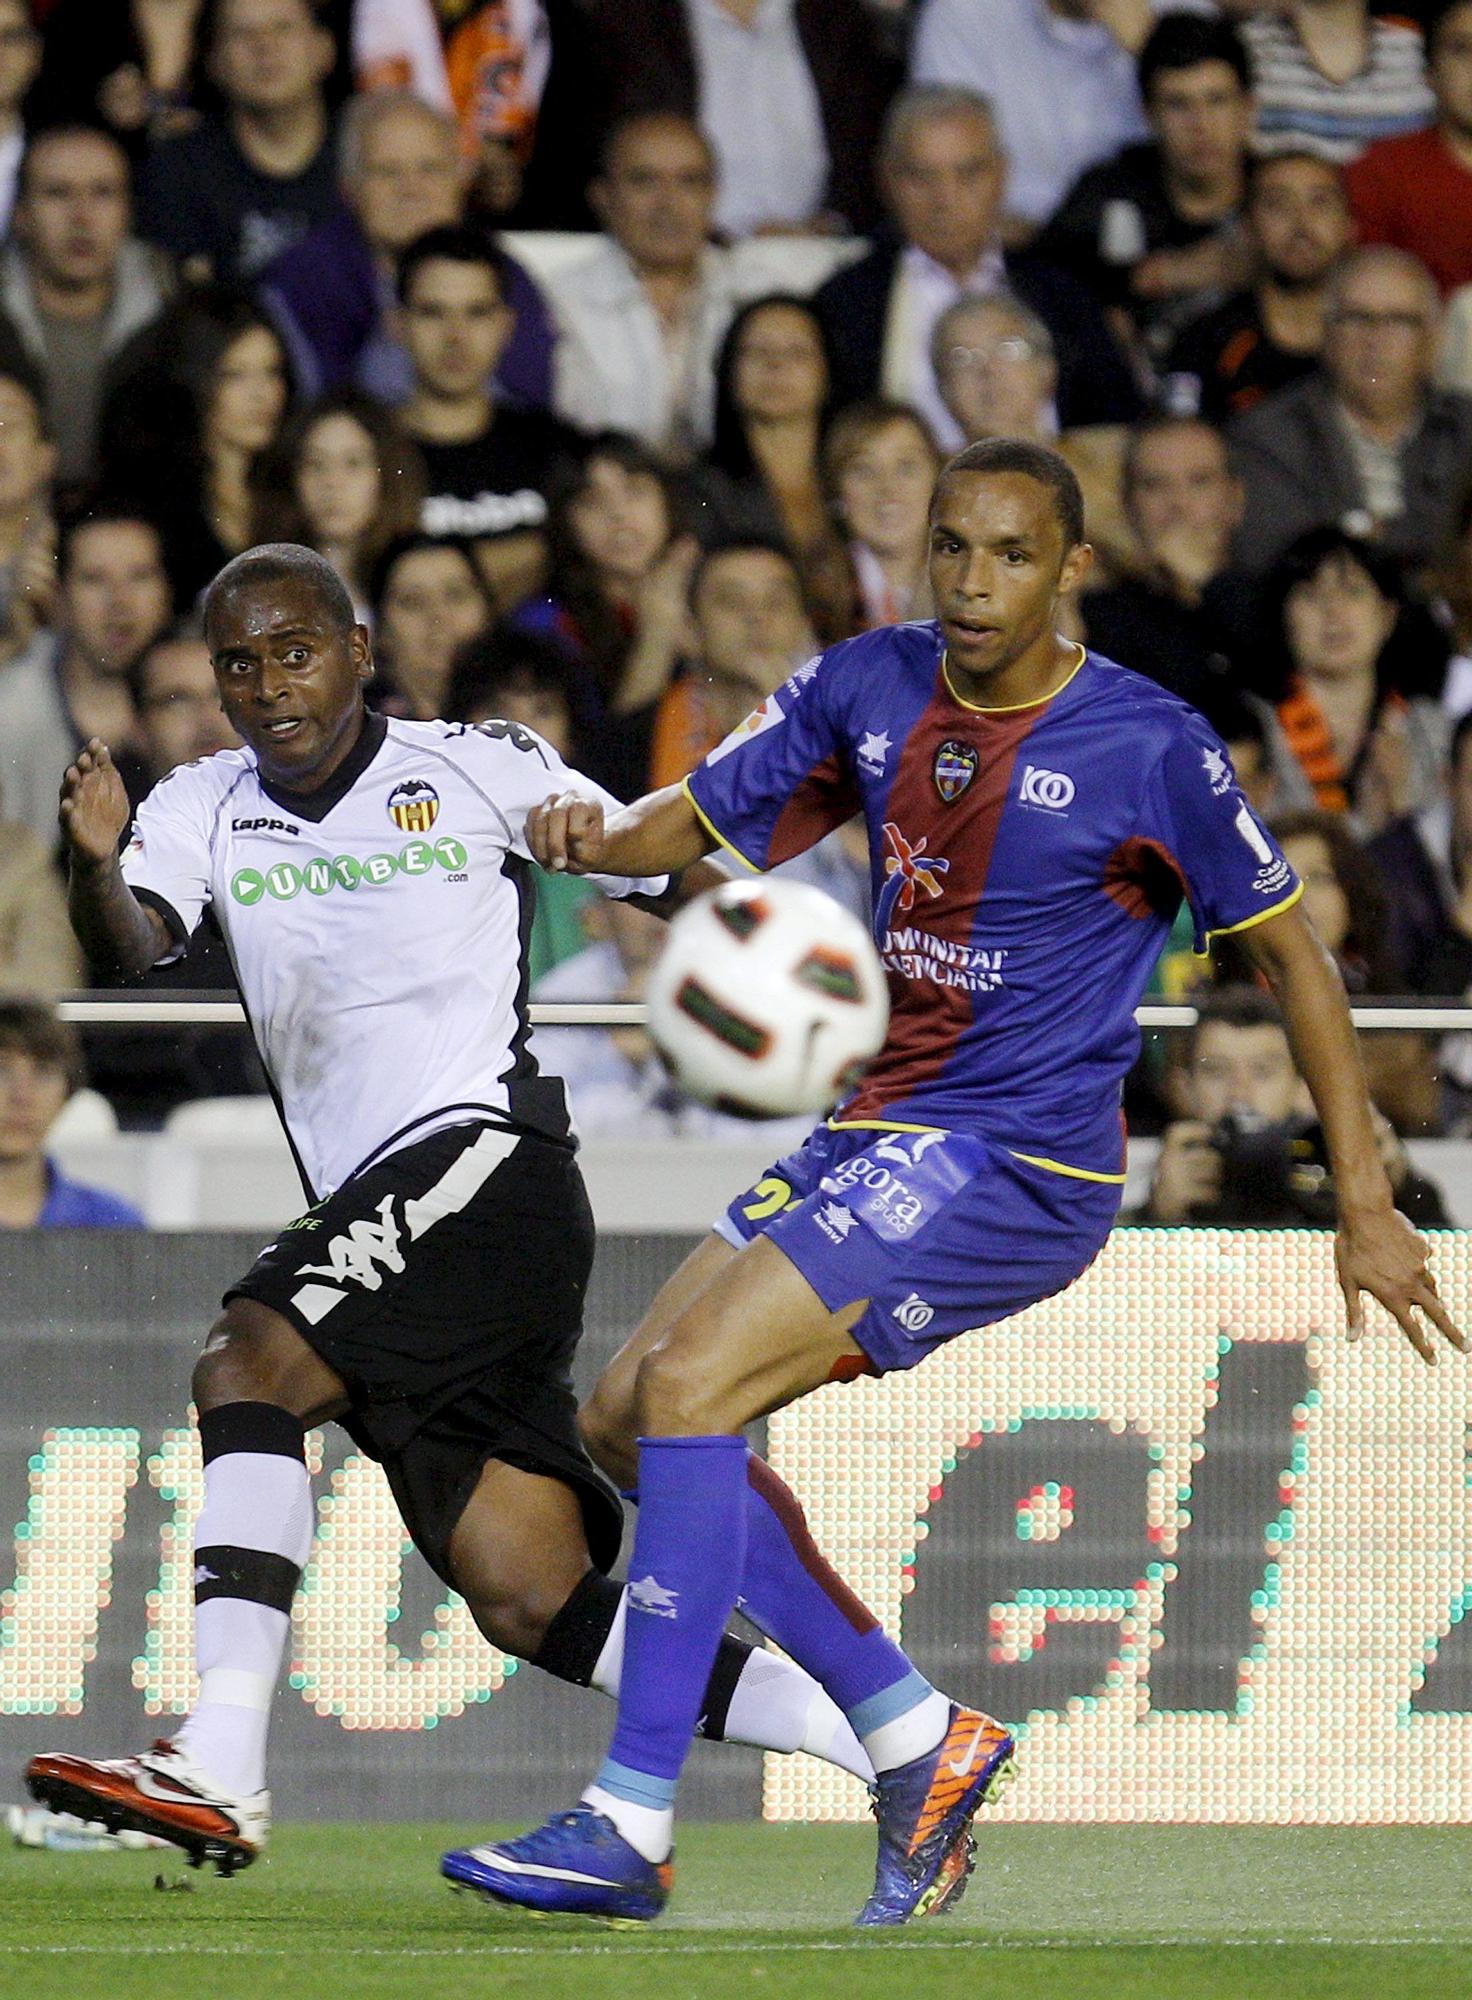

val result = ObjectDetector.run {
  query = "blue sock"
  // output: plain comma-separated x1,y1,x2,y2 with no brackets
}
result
597,1435,749,1810
740,1452,935,1739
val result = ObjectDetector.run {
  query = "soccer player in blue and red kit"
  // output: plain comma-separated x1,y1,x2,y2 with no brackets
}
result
444,439,1465,1925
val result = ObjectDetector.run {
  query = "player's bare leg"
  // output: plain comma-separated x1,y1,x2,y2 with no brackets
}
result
27,1301,346,1874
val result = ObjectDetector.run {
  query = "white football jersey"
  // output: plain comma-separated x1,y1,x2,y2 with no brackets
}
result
121,713,667,1198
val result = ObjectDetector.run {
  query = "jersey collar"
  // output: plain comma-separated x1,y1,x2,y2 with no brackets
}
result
255,707,388,821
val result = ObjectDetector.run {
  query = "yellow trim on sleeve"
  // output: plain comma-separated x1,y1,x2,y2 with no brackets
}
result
941,642,1087,714
1007,1150,1129,1185
1206,879,1304,940
680,778,761,874
826,1117,947,1134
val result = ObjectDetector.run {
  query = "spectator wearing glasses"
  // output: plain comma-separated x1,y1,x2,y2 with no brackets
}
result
1229,246,1472,576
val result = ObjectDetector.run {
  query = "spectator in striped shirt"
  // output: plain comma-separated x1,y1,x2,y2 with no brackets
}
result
1242,0,1434,164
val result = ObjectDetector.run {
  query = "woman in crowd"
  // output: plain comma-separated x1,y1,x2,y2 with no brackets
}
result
1268,808,1437,1132
527,433,698,799
822,398,940,632
370,531,494,721
1261,527,1448,835
696,294,850,640
255,391,426,624
106,290,293,605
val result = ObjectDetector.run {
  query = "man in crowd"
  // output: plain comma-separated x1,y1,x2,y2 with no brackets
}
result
547,113,740,460
1038,14,1255,370
1082,413,1266,712
1168,150,1354,422
814,86,1139,450
258,89,555,411
397,226,580,613
1346,0,1472,299
528,0,894,236
0,0,40,239
0,364,58,656
1229,246,1472,575
128,625,241,791
138,0,340,283
908,0,1149,239
0,126,170,491
0,505,172,846
0,999,143,1229
1134,987,1449,1228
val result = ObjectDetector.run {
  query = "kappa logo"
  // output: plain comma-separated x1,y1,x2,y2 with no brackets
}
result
628,1574,680,1618
857,728,892,775
233,816,301,837
193,1564,218,1587
1019,764,1076,811
387,779,440,834
892,1293,935,1333
297,1196,406,1294
815,1200,859,1243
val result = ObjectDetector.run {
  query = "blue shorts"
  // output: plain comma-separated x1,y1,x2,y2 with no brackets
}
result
715,1124,1120,1374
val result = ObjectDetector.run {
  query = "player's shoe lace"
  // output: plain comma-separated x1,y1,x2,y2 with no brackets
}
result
441,1805,672,1923
855,1703,1015,1927
25,1739,269,1876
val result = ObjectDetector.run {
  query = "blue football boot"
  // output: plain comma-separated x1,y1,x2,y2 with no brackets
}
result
442,1806,672,1923
855,1704,1016,1927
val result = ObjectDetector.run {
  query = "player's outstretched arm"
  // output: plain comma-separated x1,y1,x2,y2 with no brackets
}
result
528,782,713,879
1238,902,1467,1364
60,740,172,980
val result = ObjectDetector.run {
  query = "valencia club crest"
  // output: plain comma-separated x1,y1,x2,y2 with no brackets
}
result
933,740,977,804
387,779,440,833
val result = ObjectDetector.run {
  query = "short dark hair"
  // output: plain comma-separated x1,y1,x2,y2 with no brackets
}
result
1121,411,1230,502
1186,984,1286,1060
126,616,209,712
936,437,1086,550
58,498,166,582
18,122,130,202
1244,147,1347,206
0,998,84,1095
369,530,490,620
445,624,580,726
1139,13,1251,100
396,224,509,307
690,533,804,606
203,543,356,645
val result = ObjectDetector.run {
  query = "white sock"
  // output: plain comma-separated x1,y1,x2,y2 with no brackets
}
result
862,1688,952,1775
722,1648,876,1783
581,1784,674,1865
173,1447,313,1796
589,1592,875,1784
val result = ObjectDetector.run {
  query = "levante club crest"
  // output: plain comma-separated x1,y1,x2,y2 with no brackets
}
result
387,779,440,833
933,740,977,803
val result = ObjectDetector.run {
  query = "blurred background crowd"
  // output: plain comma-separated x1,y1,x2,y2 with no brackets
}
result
7,0,1472,1219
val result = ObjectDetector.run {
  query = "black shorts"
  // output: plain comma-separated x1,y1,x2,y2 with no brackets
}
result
226,1120,621,1584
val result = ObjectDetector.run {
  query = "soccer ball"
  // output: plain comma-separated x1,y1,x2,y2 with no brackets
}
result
646,878,889,1118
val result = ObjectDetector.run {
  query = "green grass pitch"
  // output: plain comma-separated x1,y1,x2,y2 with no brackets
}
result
5,1823,1470,2000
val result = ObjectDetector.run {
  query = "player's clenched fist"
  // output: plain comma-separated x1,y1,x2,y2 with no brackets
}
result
527,791,606,874
59,739,130,869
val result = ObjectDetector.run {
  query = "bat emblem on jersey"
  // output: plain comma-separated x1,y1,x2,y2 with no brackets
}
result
933,740,978,803
387,779,440,834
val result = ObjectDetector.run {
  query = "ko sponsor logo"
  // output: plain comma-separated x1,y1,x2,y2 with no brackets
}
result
1019,765,1076,812
230,837,469,904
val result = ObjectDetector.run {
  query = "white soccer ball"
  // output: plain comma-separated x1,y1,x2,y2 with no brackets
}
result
646,878,890,1118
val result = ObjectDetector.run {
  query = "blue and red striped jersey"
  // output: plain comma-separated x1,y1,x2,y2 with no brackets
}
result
684,622,1303,1181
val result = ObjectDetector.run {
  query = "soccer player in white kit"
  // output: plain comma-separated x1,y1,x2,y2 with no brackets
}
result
25,544,876,1872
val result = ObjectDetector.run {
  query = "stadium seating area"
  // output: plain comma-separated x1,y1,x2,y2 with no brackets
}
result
5,0,1472,1190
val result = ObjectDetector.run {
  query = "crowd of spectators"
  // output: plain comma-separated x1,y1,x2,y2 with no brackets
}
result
11,0,1472,1180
